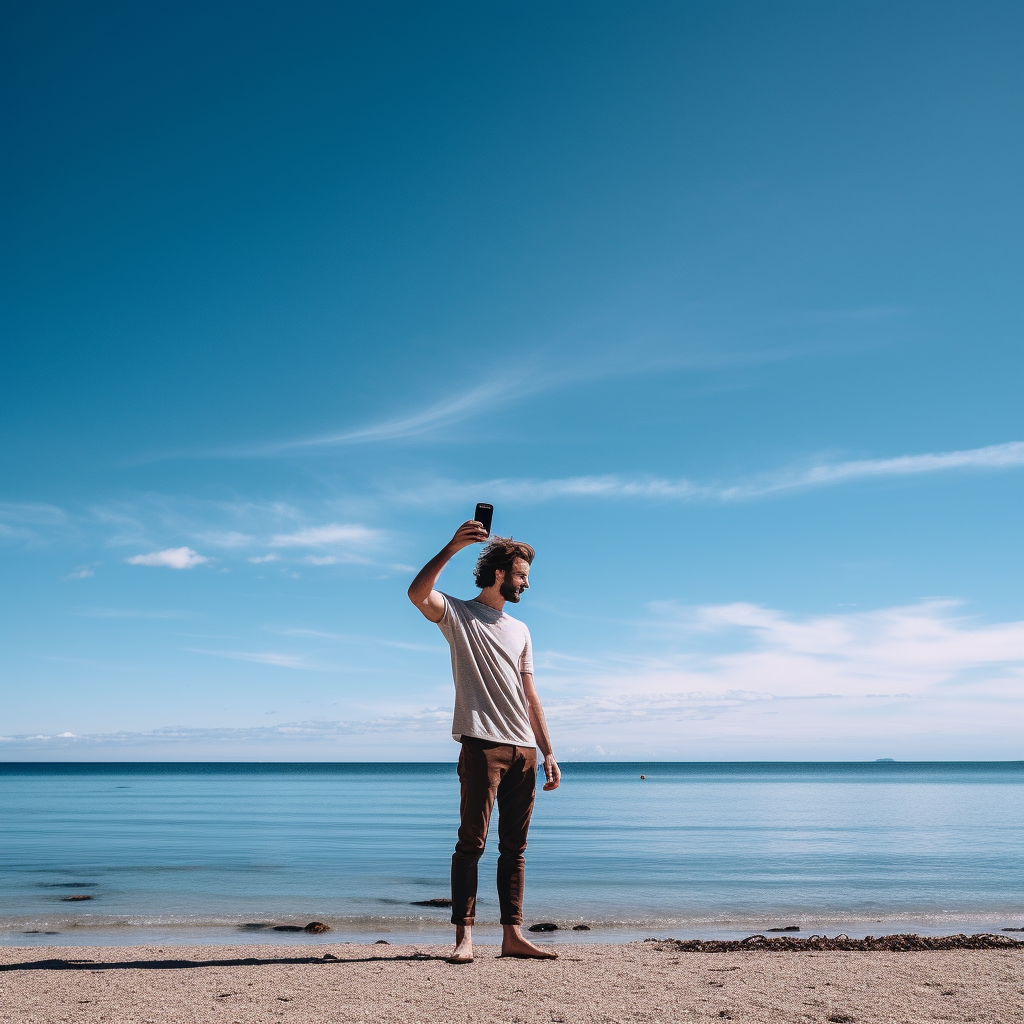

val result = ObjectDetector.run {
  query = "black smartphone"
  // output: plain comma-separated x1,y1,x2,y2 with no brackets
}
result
473,503,493,536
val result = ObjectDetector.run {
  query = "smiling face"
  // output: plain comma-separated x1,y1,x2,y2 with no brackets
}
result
497,557,531,603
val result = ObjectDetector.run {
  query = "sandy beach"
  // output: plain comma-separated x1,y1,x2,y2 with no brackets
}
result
1,941,1020,1024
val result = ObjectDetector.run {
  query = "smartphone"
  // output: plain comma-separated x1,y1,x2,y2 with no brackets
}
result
473,503,493,536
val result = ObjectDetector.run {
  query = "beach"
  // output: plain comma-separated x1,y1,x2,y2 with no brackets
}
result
2,941,1021,1024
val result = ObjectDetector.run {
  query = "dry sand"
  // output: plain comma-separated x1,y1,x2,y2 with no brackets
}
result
1,941,1021,1023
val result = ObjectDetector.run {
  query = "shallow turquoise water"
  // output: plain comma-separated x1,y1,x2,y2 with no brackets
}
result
2,762,1022,945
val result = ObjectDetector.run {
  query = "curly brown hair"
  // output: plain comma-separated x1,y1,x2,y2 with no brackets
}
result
473,536,536,589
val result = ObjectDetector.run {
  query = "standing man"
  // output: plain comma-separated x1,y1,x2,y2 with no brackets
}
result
408,520,560,963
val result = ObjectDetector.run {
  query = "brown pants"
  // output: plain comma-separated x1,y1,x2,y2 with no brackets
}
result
451,736,537,926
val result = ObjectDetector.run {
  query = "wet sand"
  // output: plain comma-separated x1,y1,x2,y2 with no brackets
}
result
1,941,1021,1023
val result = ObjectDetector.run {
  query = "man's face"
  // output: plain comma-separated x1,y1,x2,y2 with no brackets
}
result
499,558,531,603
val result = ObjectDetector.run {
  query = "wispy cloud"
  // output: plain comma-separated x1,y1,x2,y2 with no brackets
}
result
1,491,390,569
269,523,382,549
194,530,255,549
222,340,830,459
73,607,188,619
185,648,327,670
63,563,97,580
252,380,519,454
400,441,1024,506
276,627,445,654
0,501,70,544
7,441,1020,568
126,546,208,569
0,710,454,749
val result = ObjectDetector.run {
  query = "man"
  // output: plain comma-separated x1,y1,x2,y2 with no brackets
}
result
408,520,561,963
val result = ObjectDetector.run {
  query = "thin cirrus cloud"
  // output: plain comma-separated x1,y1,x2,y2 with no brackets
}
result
268,524,383,549
402,441,1024,506
226,341,848,459
237,379,517,455
125,547,208,569
73,607,188,619
185,648,326,670
63,564,96,580
0,501,70,544
276,626,446,654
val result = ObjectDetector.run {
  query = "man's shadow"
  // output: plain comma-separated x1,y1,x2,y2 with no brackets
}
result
0,952,450,972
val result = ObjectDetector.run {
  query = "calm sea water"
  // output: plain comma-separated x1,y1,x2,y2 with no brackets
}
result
2,762,1022,946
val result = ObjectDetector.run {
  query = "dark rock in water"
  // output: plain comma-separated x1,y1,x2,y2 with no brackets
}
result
61,895,93,901
1003,927,1024,932
23,930,40,934
528,922,559,932
375,939,390,944
305,921,331,933
767,926,800,932
239,923,272,931
273,925,305,932
411,898,453,907
40,882,97,888
572,925,591,931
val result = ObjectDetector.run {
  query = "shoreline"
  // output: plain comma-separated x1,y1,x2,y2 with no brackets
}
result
2,941,1020,1023
5,912,1024,949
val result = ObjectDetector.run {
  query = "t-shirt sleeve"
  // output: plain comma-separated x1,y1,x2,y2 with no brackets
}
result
520,625,534,675
436,593,456,642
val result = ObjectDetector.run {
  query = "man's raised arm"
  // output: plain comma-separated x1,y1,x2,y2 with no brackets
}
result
407,520,489,622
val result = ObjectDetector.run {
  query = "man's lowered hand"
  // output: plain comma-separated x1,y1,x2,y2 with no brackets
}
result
542,754,561,791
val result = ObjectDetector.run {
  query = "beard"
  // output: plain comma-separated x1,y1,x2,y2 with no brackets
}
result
500,579,522,603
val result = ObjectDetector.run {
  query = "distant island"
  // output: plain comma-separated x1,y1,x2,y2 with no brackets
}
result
874,758,896,762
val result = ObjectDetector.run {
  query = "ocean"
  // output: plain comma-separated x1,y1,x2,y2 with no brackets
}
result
2,762,1021,946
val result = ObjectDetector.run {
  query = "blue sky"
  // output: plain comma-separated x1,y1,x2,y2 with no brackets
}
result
2,0,1021,760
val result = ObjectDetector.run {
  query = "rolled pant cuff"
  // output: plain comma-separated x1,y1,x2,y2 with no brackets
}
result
499,917,523,926
451,916,475,927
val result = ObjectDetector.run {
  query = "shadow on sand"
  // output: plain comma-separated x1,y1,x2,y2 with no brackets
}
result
0,952,449,972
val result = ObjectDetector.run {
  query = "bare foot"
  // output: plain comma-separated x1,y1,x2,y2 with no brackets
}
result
499,924,559,959
447,924,474,964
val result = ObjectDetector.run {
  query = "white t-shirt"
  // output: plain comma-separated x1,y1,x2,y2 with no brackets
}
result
437,593,536,746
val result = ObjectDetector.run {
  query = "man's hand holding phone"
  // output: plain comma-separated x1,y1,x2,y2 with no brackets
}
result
446,520,489,553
